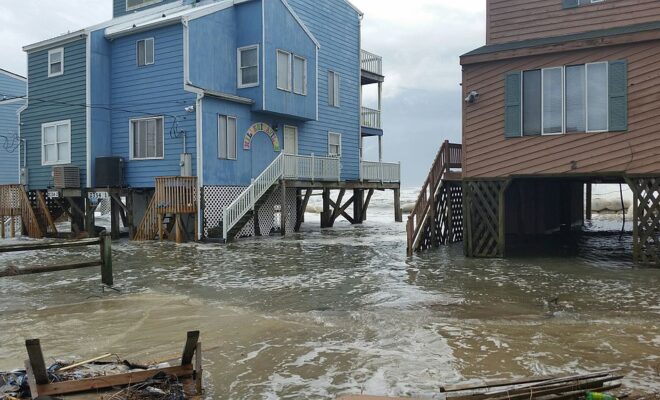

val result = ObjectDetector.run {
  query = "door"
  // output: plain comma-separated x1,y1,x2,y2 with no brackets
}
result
283,126,298,178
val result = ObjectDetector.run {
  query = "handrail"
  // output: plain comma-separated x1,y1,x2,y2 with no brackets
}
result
361,161,400,183
223,153,285,240
361,49,383,76
406,141,462,254
361,106,381,129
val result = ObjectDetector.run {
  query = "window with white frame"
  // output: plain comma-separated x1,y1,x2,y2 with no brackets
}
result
42,120,71,165
328,71,340,107
137,38,155,67
126,0,162,11
218,115,237,160
328,132,341,157
238,45,259,88
131,117,164,159
277,50,292,91
293,55,307,95
521,62,609,135
48,48,64,78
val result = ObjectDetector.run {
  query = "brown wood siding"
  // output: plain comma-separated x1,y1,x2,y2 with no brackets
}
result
488,0,660,44
462,40,660,178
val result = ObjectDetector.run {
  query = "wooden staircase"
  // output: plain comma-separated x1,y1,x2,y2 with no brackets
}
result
134,177,198,242
406,141,463,256
222,185,278,241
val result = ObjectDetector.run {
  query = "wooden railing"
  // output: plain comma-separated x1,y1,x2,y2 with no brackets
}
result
1,184,23,239
361,161,401,182
406,140,462,255
361,106,382,129
361,49,383,76
134,177,198,241
283,154,341,182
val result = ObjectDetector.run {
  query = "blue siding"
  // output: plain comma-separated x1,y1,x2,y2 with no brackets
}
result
262,0,317,120
113,0,181,18
110,24,196,188
22,38,88,190
286,0,362,180
90,29,113,186
0,71,26,99
235,0,264,109
0,100,24,184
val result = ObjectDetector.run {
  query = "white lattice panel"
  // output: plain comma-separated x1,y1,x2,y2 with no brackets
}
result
202,185,298,239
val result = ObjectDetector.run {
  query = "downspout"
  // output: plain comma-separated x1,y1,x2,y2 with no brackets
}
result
195,92,204,239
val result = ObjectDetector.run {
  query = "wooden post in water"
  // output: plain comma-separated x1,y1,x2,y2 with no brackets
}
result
1,214,4,239
321,189,331,228
111,196,120,240
100,232,113,286
585,183,592,221
353,189,364,224
280,181,287,235
394,188,402,222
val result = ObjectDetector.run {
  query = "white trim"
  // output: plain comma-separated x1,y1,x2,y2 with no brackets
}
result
126,0,163,12
315,47,319,120
129,116,165,160
541,67,564,136
183,17,190,85
48,48,65,78
195,92,204,237
276,49,292,92
279,0,321,48
41,120,72,166
136,37,155,67
342,0,364,16
23,31,87,53
0,98,25,105
86,36,91,188
237,44,260,89
293,54,307,95
283,125,298,155
328,70,340,107
328,131,342,157
262,0,266,109
218,114,238,160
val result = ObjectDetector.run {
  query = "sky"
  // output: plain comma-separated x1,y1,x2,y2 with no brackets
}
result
0,0,486,187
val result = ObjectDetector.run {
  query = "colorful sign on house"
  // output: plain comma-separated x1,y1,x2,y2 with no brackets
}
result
243,123,281,152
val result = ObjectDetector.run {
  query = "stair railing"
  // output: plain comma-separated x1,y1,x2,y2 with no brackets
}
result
223,153,285,240
406,140,462,255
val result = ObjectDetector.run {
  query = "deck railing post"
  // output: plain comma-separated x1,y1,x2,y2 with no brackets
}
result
311,153,315,182
250,179,256,211
100,232,113,286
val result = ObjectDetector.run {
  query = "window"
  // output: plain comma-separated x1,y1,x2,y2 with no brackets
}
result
137,38,155,67
42,120,71,165
48,48,64,78
328,71,340,107
328,132,341,157
130,117,164,159
521,63,610,135
238,45,259,88
218,115,237,160
126,0,162,11
277,50,292,91
293,55,307,95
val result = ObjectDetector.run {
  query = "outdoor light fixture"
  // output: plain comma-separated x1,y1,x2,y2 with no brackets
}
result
465,90,480,104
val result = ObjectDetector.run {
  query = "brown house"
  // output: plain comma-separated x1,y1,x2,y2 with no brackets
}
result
407,0,660,264
460,0,660,263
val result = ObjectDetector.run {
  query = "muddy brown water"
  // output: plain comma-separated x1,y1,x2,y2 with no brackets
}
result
0,196,659,399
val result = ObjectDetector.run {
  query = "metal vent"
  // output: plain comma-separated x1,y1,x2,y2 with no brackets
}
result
52,166,80,189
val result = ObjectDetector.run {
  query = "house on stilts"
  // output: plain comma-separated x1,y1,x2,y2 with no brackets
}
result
408,0,660,265
0,0,401,242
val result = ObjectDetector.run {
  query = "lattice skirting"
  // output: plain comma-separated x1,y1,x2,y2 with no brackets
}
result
202,185,298,239
464,180,508,258
627,177,660,265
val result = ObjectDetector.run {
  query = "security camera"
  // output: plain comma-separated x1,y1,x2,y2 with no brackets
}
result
465,90,480,103
185,105,195,113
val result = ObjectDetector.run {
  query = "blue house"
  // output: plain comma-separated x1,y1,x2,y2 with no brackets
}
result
0,69,26,185
19,0,399,241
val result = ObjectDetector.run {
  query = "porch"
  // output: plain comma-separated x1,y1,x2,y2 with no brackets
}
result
361,49,385,138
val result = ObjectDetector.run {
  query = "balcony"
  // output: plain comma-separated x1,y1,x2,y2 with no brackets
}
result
361,49,384,85
361,106,382,136
361,161,401,183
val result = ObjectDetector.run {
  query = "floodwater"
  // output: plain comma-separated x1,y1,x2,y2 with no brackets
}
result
0,189,659,399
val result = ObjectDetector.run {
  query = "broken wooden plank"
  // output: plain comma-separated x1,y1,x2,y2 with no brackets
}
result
35,365,194,397
0,261,103,278
442,375,558,393
24,360,39,400
0,238,101,253
25,339,48,385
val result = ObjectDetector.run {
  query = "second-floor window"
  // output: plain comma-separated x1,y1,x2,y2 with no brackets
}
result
328,71,340,107
48,48,64,78
131,117,164,160
522,62,609,135
218,115,237,160
137,38,155,67
328,132,341,157
277,50,292,91
293,55,307,95
42,120,71,165
563,0,604,8
238,45,259,88
126,0,163,11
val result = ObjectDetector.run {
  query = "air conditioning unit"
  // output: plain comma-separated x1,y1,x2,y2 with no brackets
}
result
95,157,125,187
52,166,80,189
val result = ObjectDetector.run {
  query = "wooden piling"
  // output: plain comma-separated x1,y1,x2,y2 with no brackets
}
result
353,189,364,224
25,339,48,385
280,181,287,235
394,188,402,223
321,189,331,228
100,232,113,286
585,183,592,221
111,196,121,240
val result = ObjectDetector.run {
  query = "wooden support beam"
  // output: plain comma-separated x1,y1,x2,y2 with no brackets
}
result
393,188,402,222
1,214,4,239
321,189,331,228
362,189,374,222
295,189,313,232
126,192,135,240
181,331,200,366
175,214,184,244
85,198,96,238
24,360,39,399
353,189,364,225
195,341,203,395
110,196,121,240
25,339,48,385
585,183,592,221
280,181,287,235
100,232,113,286
36,191,57,235
330,189,346,224
328,196,356,225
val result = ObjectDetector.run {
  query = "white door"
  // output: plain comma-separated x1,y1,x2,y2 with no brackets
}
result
283,126,298,178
